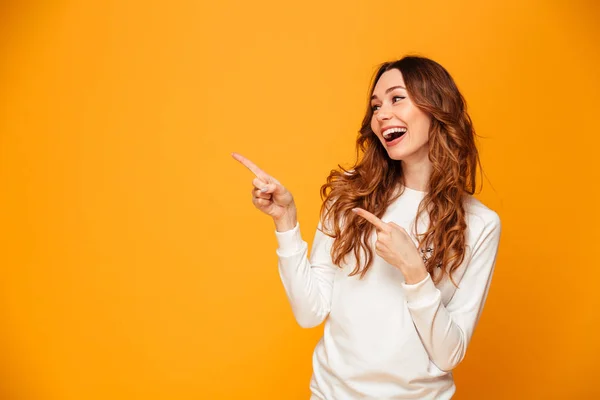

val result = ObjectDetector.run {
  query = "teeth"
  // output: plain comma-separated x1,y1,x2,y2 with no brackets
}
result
383,127,407,139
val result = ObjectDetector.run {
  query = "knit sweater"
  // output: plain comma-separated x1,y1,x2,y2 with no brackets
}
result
275,187,501,399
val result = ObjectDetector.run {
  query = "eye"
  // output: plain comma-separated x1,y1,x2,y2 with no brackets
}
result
371,104,381,111
392,96,406,103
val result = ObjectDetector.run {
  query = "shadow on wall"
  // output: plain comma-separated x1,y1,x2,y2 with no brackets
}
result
0,0,23,52
1,1,50,397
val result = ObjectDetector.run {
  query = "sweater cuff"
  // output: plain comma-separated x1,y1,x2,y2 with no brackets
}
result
275,222,303,256
402,273,440,309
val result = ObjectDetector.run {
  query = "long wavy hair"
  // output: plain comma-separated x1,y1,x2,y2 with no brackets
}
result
319,55,481,285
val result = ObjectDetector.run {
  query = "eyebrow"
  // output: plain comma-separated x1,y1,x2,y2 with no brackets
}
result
371,85,406,100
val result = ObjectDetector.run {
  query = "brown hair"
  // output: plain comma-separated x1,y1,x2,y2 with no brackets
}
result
319,55,480,285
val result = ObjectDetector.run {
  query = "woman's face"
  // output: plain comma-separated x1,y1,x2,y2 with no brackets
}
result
370,69,431,164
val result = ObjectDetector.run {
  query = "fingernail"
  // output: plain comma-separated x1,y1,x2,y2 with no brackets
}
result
261,187,268,192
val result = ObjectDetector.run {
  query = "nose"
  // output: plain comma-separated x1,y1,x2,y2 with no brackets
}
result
375,104,392,122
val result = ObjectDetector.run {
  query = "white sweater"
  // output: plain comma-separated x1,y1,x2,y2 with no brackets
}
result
275,187,501,399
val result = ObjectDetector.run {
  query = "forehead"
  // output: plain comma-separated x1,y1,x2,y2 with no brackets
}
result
373,68,405,93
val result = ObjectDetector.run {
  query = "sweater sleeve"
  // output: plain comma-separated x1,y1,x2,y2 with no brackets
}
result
401,212,502,372
275,221,337,328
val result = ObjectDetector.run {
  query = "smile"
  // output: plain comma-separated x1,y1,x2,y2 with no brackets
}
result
382,127,407,142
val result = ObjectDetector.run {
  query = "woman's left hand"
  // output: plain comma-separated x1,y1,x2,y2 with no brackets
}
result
352,207,429,284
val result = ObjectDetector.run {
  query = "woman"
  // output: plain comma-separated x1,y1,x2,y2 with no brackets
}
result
232,55,501,399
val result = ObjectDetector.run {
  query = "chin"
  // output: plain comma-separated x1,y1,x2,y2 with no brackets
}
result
386,149,411,161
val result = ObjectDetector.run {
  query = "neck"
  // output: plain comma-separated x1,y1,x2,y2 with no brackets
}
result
401,156,432,192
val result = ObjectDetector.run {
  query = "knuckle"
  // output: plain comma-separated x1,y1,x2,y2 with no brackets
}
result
252,177,263,188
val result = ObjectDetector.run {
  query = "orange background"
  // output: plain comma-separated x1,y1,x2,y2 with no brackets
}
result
1,0,599,399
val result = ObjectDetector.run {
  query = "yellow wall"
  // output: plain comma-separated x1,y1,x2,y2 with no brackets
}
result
1,0,598,398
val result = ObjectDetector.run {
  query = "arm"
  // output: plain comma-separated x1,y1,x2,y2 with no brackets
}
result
275,221,337,328
402,212,502,371
230,152,336,327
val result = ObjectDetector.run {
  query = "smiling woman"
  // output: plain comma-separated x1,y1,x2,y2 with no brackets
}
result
233,55,501,400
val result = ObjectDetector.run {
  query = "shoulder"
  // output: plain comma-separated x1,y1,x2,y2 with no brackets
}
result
463,195,501,241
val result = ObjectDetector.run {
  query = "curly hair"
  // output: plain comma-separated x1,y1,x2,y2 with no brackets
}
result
319,56,481,285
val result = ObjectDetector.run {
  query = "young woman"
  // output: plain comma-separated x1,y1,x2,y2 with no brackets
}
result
233,55,501,399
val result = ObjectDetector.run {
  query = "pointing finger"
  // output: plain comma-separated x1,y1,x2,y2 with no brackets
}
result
352,207,388,232
232,152,270,180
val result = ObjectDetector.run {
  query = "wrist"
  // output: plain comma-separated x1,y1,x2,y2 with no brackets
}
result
274,210,297,232
402,266,429,285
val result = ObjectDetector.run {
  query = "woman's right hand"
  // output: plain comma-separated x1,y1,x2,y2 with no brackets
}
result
232,152,297,231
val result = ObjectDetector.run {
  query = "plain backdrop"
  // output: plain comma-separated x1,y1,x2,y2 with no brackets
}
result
0,0,598,399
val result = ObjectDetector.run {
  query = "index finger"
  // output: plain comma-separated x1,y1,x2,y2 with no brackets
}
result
352,207,387,231
231,152,269,179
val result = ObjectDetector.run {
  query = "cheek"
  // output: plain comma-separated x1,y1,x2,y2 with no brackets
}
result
418,120,431,140
370,117,378,135
409,110,432,141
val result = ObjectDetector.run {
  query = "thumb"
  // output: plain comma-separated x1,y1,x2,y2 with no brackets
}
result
264,182,285,195
388,222,406,233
